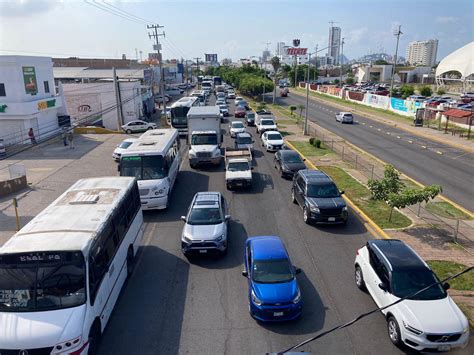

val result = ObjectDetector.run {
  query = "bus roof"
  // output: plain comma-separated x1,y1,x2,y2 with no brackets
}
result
171,96,198,108
122,128,178,157
0,177,136,254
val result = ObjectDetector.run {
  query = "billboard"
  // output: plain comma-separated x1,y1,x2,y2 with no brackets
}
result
286,48,308,55
205,53,218,62
22,66,38,95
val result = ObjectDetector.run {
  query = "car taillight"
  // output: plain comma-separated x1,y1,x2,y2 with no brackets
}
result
356,249,359,255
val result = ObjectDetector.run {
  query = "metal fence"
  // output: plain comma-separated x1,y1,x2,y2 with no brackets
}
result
297,119,474,249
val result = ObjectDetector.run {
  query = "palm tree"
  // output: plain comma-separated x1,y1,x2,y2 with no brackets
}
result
297,104,305,118
270,56,281,104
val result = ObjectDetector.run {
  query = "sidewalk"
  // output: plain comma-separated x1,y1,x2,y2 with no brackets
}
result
292,88,474,154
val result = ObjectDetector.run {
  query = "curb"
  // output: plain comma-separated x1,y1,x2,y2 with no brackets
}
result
284,140,390,240
292,88,474,155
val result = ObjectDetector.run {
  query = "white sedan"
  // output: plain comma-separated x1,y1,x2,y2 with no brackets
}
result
112,138,137,161
121,120,157,134
261,131,284,151
229,121,246,138
234,96,244,105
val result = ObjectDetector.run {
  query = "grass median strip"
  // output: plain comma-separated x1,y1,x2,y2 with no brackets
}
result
318,166,412,229
427,260,473,291
426,201,473,220
288,141,330,157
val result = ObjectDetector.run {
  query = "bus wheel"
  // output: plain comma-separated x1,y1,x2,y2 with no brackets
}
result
127,247,135,277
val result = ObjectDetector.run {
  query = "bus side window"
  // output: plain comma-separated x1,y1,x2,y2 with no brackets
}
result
114,205,127,243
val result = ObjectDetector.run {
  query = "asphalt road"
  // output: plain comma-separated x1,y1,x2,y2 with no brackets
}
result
98,98,404,354
275,93,474,212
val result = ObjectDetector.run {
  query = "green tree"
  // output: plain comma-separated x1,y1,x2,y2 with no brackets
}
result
297,104,305,118
399,85,415,99
367,165,405,201
437,88,446,95
289,105,297,115
419,86,432,97
374,59,389,65
271,56,281,104
386,185,442,221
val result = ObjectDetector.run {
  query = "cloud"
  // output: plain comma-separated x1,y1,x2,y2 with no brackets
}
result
0,0,60,18
346,27,368,44
436,16,457,24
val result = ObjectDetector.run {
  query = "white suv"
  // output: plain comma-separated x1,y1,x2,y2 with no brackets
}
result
354,239,469,352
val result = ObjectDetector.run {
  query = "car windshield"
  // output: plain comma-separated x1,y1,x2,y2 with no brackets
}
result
307,183,340,198
246,114,255,119
267,133,282,140
391,270,447,300
228,161,249,171
219,105,227,110
261,120,275,126
252,258,294,284
283,153,303,163
232,122,244,128
188,207,222,225
191,134,217,145
237,136,252,144
118,141,133,149
0,252,86,312
120,155,165,180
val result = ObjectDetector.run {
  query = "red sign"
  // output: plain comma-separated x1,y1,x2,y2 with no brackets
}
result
286,47,308,55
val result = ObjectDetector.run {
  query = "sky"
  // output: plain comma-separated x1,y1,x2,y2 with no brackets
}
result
0,0,473,62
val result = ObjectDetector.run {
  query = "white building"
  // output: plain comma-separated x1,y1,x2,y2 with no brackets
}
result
328,26,342,65
0,55,65,145
355,64,393,83
62,82,144,131
406,40,438,66
276,42,286,56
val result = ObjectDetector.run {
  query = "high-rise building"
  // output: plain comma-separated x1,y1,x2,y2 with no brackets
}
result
276,42,286,56
262,50,271,63
406,40,438,66
328,26,341,65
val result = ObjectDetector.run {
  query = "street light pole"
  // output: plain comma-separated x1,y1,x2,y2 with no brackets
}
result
389,25,403,97
339,38,345,86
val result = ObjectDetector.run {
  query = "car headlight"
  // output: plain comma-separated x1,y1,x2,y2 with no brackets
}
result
251,289,263,306
402,320,423,335
268,144,273,149
463,326,470,334
281,165,291,172
212,149,221,157
215,234,225,242
189,151,197,158
342,206,348,212
310,205,320,213
52,336,82,354
293,288,301,304
182,235,192,244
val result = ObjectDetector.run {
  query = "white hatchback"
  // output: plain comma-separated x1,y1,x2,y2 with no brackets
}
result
261,131,284,152
354,239,469,352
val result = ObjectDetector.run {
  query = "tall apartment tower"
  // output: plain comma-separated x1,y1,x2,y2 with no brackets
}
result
328,25,341,65
406,39,439,66
276,42,286,56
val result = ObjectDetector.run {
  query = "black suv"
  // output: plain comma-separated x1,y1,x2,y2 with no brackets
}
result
291,170,348,224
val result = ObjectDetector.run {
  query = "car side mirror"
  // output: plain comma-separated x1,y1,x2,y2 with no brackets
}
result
443,282,450,291
302,158,306,161
180,216,186,222
117,164,121,172
225,215,231,221
251,167,254,170
294,267,302,275
242,270,248,278
339,190,345,195
378,282,388,292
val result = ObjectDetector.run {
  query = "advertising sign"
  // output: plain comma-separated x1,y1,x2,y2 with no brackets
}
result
65,93,102,123
390,98,421,114
143,68,153,85
286,48,308,55
365,94,390,109
348,91,365,102
22,66,38,95
205,53,218,62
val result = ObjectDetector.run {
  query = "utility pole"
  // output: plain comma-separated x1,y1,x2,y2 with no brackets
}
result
339,38,345,86
390,25,403,97
194,57,201,87
113,67,124,129
148,24,166,116
313,44,318,81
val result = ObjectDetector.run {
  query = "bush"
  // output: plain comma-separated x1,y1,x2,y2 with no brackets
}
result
289,105,297,115
419,86,432,97
256,103,266,111
400,85,415,99
315,139,321,148
309,137,315,145
437,88,446,95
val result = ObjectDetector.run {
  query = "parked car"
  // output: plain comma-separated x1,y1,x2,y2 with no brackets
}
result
354,239,469,352
181,192,230,257
335,112,354,124
112,138,137,161
256,118,278,134
235,132,254,151
154,94,172,104
0,139,5,157
261,131,284,152
121,120,157,134
229,121,246,138
274,150,306,178
291,169,348,224
235,107,246,118
242,236,303,321
245,111,256,126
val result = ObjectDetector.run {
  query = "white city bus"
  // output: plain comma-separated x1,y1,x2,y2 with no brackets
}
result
119,128,181,210
170,96,200,136
0,177,144,354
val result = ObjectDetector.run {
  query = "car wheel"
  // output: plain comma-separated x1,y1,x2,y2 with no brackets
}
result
291,189,297,204
226,182,232,190
387,316,402,347
303,207,310,224
126,129,132,134
354,266,366,291
88,323,101,355
147,126,153,130
280,166,285,178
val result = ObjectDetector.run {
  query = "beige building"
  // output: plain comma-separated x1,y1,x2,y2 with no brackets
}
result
406,40,438,66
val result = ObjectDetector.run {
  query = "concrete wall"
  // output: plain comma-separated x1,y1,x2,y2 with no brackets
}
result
0,175,27,198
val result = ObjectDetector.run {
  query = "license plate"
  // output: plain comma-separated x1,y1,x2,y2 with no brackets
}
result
328,217,336,222
199,249,207,254
273,311,284,316
438,345,451,352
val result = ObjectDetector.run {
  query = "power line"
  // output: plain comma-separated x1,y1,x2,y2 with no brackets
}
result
0,48,133,59
83,0,147,25
101,1,154,24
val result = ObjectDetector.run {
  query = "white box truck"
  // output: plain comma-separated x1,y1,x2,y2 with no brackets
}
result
187,106,222,168
225,147,253,190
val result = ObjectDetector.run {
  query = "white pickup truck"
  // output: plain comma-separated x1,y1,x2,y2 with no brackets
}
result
224,147,253,190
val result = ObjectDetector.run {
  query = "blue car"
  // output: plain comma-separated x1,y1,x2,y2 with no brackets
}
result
242,236,302,321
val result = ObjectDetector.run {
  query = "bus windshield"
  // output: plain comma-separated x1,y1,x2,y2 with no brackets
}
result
0,252,86,312
191,134,217,145
121,155,165,180
171,106,190,126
